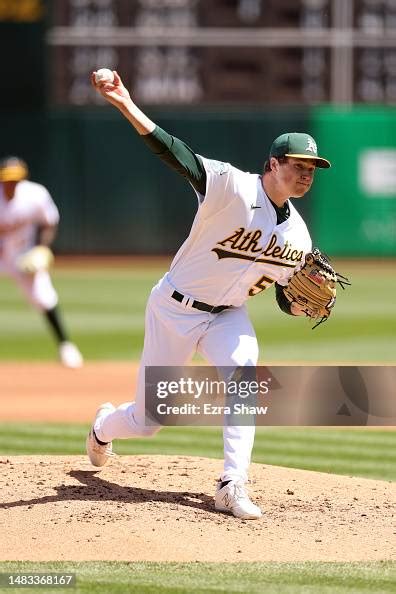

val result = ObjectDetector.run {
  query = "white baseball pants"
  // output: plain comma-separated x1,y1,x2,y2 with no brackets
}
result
0,262,58,311
95,275,259,483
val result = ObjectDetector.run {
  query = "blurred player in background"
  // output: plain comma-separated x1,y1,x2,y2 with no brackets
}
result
0,156,83,369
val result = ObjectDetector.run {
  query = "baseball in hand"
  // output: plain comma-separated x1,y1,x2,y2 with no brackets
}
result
95,68,115,84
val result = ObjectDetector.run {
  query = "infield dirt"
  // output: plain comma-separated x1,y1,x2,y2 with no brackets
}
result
0,363,395,562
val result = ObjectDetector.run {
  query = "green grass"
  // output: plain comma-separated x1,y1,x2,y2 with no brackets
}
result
0,561,395,594
0,267,162,361
0,261,395,362
1,424,394,481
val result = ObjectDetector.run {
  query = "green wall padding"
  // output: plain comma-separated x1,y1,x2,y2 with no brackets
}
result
311,106,396,256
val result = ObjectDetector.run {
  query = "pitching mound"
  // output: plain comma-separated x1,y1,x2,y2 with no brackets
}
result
0,455,394,562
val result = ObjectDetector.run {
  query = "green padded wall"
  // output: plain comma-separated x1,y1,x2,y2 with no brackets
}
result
311,106,396,256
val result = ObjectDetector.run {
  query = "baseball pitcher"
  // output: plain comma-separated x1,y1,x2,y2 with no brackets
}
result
86,70,338,519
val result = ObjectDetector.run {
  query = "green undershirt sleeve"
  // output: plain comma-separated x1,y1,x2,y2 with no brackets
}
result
142,125,207,195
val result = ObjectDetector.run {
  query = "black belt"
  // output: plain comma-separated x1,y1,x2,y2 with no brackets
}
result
171,290,230,314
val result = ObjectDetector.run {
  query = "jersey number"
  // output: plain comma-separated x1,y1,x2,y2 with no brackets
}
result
249,274,275,297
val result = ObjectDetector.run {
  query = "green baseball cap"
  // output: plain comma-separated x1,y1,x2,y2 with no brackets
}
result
269,132,331,169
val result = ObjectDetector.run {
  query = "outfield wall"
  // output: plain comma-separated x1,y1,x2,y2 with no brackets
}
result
1,107,395,256
312,106,396,257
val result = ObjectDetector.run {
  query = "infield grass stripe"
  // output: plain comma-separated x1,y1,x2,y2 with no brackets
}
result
0,424,394,480
252,443,396,462
256,430,396,447
0,562,395,594
2,424,395,442
1,425,396,463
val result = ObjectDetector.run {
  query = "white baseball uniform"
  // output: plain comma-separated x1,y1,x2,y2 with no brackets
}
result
95,157,312,483
0,180,60,311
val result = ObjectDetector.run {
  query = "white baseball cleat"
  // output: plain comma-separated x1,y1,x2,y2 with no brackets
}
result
86,403,115,467
59,341,83,369
215,480,262,519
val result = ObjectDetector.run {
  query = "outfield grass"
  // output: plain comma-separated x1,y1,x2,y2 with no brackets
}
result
0,262,395,362
0,561,395,594
0,424,394,481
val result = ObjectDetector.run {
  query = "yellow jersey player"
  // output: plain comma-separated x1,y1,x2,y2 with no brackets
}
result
0,157,83,369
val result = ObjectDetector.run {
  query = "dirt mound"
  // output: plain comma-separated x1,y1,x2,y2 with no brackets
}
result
1,455,394,562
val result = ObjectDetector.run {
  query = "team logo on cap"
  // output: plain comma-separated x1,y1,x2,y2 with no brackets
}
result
306,138,317,153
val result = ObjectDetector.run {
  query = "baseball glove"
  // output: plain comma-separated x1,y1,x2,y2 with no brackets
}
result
16,245,54,274
283,248,350,329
